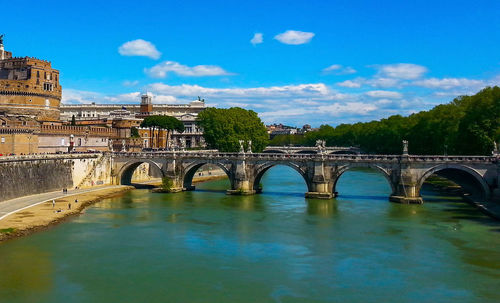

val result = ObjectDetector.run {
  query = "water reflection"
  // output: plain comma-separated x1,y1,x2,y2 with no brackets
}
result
0,246,53,298
1,167,500,303
306,199,338,217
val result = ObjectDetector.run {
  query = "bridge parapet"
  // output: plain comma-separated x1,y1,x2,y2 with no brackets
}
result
109,151,497,163
0,153,100,163
109,151,500,205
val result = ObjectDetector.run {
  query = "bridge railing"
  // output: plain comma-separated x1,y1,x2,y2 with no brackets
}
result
0,152,101,163
109,151,498,163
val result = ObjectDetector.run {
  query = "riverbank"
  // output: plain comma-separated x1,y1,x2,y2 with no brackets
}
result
0,171,229,243
0,186,134,243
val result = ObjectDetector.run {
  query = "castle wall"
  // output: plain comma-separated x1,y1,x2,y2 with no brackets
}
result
0,132,38,155
0,154,117,202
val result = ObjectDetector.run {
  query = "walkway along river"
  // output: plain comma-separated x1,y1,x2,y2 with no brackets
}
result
0,166,499,303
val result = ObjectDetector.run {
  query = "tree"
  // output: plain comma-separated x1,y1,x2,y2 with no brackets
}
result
130,127,140,138
197,107,269,152
158,116,184,149
71,115,76,126
297,86,500,155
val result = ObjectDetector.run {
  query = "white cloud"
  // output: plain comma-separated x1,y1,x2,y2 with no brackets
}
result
323,64,356,75
365,90,403,99
374,63,427,79
118,39,161,59
337,77,402,89
103,92,141,103
317,102,378,116
62,89,102,104
323,64,342,72
147,83,330,98
274,30,315,45
153,95,178,104
413,77,484,90
62,89,143,104
145,61,232,78
337,79,362,88
123,80,139,87
366,77,402,88
250,33,263,45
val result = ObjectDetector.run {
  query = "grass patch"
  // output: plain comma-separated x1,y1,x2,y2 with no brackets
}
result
0,228,16,234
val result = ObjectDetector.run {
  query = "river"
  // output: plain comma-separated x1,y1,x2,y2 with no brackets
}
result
1,166,499,303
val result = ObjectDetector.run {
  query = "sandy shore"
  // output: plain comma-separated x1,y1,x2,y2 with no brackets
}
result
0,186,133,243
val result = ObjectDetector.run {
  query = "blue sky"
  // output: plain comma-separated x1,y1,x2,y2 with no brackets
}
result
2,0,500,126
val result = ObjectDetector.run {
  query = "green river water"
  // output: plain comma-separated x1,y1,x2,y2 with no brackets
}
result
0,166,499,303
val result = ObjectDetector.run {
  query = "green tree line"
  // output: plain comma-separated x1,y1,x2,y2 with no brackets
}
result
270,86,500,155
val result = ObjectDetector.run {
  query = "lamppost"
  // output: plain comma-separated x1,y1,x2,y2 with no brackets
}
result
444,144,448,156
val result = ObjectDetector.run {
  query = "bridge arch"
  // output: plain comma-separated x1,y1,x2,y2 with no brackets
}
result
417,164,490,200
253,162,311,193
182,161,233,190
118,159,165,185
332,164,395,195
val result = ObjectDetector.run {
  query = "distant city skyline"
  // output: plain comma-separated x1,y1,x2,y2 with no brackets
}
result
3,0,500,126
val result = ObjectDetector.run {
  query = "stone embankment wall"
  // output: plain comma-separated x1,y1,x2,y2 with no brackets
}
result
0,154,110,202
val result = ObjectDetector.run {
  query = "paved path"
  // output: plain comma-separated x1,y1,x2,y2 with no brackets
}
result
0,185,125,221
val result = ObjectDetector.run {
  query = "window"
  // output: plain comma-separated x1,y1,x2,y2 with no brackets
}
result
43,83,53,91
1,137,4,143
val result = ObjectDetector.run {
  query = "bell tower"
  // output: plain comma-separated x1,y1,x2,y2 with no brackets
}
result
140,92,153,115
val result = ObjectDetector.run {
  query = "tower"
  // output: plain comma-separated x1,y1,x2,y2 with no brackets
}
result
140,92,153,115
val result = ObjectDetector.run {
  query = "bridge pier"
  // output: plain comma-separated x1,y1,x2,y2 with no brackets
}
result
226,157,256,196
305,160,334,199
389,168,423,204
164,158,184,193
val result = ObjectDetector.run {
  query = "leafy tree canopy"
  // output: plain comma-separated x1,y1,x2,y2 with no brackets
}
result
197,107,269,152
271,87,500,155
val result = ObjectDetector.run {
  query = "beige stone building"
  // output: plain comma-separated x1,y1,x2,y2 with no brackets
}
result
0,38,61,120
0,36,207,154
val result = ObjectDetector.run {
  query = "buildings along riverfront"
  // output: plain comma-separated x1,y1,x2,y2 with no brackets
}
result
0,37,206,155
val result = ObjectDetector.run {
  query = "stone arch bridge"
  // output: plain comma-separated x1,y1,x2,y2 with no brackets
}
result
110,151,500,204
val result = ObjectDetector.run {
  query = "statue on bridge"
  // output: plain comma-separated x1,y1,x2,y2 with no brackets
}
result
239,140,245,154
315,140,326,153
402,140,409,156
